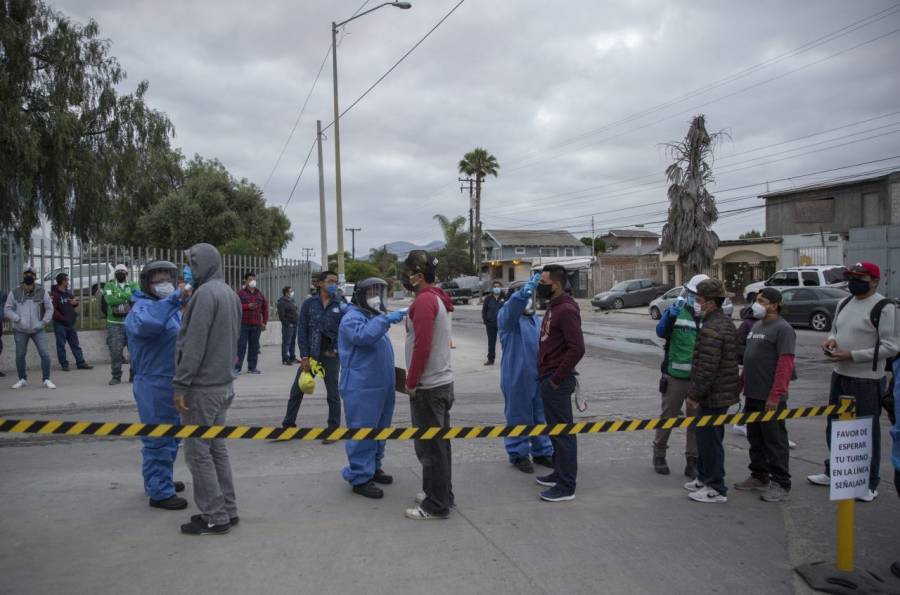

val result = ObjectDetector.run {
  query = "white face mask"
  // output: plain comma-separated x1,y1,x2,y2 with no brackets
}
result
692,301,704,318
750,302,768,319
289,291,295,298
366,296,382,311
248,280,257,289
153,282,175,298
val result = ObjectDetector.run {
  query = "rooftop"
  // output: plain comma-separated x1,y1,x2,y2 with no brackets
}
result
485,229,583,247
759,169,898,199
603,229,661,238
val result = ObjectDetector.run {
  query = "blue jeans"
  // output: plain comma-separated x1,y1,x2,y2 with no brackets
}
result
236,324,262,371
540,375,578,494
53,322,86,368
281,322,297,363
825,372,882,491
696,405,730,495
14,331,51,381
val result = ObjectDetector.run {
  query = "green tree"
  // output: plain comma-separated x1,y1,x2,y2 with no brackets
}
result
433,214,468,252
135,157,292,256
344,260,381,284
659,115,725,275
739,229,765,239
433,247,473,281
458,148,499,272
579,236,606,254
328,251,352,272
369,246,398,277
1,0,179,241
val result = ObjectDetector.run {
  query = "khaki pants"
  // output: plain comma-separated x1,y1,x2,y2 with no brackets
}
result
652,376,697,459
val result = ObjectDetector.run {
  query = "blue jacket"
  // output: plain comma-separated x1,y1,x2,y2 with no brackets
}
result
337,306,395,411
125,290,183,384
497,288,540,392
298,293,345,357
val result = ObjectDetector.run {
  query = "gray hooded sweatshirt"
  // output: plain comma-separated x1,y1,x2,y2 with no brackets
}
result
173,243,242,391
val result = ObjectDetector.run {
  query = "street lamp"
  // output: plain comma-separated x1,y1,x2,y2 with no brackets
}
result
331,2,412,284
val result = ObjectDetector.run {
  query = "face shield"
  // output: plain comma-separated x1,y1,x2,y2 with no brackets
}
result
139,261,178,300
353,277,389,314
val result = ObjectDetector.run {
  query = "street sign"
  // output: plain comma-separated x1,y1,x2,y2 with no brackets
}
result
829,417,872,501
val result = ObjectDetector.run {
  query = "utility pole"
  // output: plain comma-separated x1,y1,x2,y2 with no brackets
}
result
316,120,328,275
302,247,315,269
459,177,475,266
345,227,361,261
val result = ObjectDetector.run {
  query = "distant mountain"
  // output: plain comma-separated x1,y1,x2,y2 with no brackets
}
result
382,240,445,260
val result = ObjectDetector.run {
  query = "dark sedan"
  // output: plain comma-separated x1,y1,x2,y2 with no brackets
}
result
591,278,671,310
781,287,849,332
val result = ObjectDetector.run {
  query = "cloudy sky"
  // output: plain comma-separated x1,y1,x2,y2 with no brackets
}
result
55,0,900,259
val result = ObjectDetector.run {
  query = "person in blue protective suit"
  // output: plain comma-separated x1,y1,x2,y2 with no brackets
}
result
497,273,554,474
338,277,407,499
125,260,189,510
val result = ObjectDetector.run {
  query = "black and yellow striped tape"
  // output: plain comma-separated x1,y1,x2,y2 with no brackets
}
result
0,402,849,442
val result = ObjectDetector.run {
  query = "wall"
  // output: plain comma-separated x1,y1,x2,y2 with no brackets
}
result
765,178,889,236
781,233,847,267
847,225,900,298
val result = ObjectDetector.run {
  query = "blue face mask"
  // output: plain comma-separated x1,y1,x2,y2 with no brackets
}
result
492,287,502,296
685,293,696,306
325,284,337,297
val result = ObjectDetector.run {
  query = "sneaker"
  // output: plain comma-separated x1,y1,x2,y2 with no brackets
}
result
191,513,239,526
233,368,242,376
788,439,797,449
77,364,94,370
532,455,554,469
405,506,448,520
60,366,70,372
684,457,698,480
414,493,456,508
42,379,56,389
11,379,27,389
513,458,534,474
734,476,769,491
760,482,790,502
688,488,728,503
653,455,670,475
483,360,494,366
684,479,705,492
149,495,188,510
732,424,747,436
174,481,185,493
108,377,121,386
351,481,384,499
180,517,231,535
247,369,262,375
807,473,830,486
535,474,557,487
372,469,393,485
539,486,575,502
856,489,878,503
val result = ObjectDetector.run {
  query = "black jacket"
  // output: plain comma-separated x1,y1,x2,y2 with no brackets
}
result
277,295,299,324
482,294,505,326
687,308,740,408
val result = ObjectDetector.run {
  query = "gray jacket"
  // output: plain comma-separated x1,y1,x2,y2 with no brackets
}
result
4,285,53,334
173,243,242,391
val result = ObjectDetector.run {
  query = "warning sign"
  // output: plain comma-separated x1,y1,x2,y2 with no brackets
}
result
829,417,873,501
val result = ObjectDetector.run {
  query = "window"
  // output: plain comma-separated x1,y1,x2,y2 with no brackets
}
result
492,267,503,279
514,246,526,255
863,192,880,226
768,272,799,287
508,267,515,282
564,247,575,257
540,247,558,257
792,289,817,301
665,288,682,299
795,198,834,224
801,271,820,287
639,279,654,289
626,282,641,292
824,267,848,284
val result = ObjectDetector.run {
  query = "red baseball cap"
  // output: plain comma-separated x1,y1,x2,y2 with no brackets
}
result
846,261,880,279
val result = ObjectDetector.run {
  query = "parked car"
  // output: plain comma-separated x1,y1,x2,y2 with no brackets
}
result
649,287,734,320
743,265,848,302
440,281,473,305
591,278,671,310
42,262,116,295
781,286,849,332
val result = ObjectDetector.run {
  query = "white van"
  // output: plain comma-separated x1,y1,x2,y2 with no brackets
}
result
42,263,115,295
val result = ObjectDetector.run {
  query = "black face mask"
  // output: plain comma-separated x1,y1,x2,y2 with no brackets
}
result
115,273,127,282
23,275,35,285
847,278,871,296
403,274,418,293
536,283,554,300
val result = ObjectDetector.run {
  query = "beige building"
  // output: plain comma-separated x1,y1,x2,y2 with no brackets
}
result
660,237,782,297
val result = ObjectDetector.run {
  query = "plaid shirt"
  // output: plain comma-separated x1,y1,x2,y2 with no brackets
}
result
238,287,268,326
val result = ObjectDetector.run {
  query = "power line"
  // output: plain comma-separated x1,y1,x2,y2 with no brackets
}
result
282,136,318,211
322,0,468,133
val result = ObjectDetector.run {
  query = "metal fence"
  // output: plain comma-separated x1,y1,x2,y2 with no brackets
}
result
1,233,311,331
592,262,665,293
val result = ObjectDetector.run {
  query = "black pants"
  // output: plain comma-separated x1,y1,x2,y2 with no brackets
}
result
696,405,730,495
411,383,454,516
485,324,498,363
745,398,791,490
825,372,882,491
282,353,341,428
540,375,577,494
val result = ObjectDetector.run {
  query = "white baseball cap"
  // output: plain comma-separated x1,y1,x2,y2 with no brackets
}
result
114,264,128,273
23,264,35,274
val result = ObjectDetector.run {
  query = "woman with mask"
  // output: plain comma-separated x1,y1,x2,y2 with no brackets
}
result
337,278,407,499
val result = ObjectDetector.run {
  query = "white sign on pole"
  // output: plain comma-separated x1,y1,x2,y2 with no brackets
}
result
829,417,873,501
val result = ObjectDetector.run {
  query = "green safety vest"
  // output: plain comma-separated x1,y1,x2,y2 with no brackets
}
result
666,307,699,379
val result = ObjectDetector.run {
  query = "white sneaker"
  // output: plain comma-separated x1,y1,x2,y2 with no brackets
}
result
807,473,830,486
414,492,425,505
788,439,798,449
11,379,27,389
684,479,705,492
42,379,57,389
732,424,747,436
856,489,878,503
689,488,728,503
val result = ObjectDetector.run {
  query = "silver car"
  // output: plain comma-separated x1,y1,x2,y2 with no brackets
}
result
649,287,734,320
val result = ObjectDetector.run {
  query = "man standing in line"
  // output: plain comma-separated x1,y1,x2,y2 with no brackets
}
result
235,272,267,375
482,281,505,366
684,279,740,504
104,264,138,385
277,286,299,365
808,262,897,502
173,243,242,536
50,273,93,372
534,265,585,502
0,288,5,377
282,271,345,440
403,251,456,520
5,265,55,389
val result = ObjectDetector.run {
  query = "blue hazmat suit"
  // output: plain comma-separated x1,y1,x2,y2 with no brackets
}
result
497,287,553,462
125,289,184,500
338,305,396,485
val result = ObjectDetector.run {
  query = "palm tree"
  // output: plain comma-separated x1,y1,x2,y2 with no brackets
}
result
433,214,468,252
458,148,499,275
660,115,725,277
369,245,398,277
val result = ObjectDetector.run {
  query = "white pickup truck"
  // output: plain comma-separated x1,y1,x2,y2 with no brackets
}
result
743,265,848,302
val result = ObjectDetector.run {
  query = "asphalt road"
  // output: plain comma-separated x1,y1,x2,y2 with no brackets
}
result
0,301,898,594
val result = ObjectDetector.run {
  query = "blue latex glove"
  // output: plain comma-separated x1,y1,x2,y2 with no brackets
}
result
182,265,193,285
385,310,406,324
522,273,541,297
